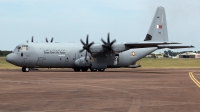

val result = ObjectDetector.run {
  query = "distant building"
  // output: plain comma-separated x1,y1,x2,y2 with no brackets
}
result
145,53,164,58
178,52,200,58
155,53,164,58
145,54,152,58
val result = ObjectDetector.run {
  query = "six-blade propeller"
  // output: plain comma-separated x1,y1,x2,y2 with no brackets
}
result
79,35,94,61
79,35,94,53
101,33,116,51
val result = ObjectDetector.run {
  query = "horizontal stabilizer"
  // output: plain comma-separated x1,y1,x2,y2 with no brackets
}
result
125,42,181,48
158,45,194,49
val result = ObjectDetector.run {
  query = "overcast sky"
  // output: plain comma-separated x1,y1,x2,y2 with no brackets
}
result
0,0,199,52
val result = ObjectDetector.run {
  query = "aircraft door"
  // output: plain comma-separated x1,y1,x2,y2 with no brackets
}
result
36,57,44,66
113,54,119,65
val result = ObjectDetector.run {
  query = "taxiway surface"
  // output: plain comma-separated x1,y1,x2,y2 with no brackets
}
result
0,68,200,112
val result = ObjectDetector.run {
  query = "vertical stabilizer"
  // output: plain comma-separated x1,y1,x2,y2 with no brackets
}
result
144,7,168,42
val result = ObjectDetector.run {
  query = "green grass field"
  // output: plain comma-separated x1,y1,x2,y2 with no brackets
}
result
139,58,200,68
0,57,20,69
0,57,200,69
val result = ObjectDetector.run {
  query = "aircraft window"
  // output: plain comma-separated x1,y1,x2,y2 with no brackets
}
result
21,53,23,57
17,46,21,52
21,45,29,51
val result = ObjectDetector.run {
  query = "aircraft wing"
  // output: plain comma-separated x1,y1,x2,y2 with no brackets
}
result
125,42,181,48
157,45,194,49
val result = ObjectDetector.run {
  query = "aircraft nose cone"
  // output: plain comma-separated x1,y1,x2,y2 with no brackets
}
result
6,53,15,64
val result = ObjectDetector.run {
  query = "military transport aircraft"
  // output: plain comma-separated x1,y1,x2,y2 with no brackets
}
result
6,7,193,72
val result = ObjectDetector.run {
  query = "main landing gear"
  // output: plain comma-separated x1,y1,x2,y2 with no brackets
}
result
22,67,30,72
73,68,88,72
90,68,97,72
73,68,105,72
97,69,105,72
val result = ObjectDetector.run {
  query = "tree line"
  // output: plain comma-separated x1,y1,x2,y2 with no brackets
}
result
0,51,12,57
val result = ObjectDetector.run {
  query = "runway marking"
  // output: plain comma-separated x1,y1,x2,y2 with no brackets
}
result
189,72,200,88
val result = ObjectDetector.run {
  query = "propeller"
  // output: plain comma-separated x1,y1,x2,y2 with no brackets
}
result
45,37,54,43
27,36,34,43
101,33,116,51
79,35,94,61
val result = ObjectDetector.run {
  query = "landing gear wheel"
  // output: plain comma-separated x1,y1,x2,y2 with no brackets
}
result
98,69,105,72
22,67,30,72
90,68,97,72
81,68,88,72
74,68,80,72
22,67,25,72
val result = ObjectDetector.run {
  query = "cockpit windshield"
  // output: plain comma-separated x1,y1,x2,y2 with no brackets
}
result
21,45,28,51
17,46,21,50
14,45,29,52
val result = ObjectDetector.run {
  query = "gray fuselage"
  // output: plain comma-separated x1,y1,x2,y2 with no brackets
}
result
6,43,157,69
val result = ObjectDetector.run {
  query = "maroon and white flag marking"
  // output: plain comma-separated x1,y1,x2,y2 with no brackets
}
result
157,25,162,29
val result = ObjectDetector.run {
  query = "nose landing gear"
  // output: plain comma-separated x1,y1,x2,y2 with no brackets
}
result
22,67,30,72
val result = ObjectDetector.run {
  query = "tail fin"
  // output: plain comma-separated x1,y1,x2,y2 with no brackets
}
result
144,7,168,42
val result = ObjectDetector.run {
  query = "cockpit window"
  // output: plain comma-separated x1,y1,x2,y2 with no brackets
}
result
17,46,21,52
17,46,21,49
21,45,28,51
14,45,29,52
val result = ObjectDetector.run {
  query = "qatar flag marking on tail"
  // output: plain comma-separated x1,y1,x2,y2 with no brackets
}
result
157,25,162,29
